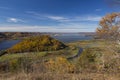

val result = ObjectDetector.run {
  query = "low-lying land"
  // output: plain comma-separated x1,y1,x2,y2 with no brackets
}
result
0,39,120,80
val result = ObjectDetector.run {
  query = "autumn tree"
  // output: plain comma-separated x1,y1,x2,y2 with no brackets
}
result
7,35,67,53
96,13,120,55
96,13,120,41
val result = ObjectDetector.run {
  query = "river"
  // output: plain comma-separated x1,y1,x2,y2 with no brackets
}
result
52,33,93,43
0,34,93,51
0,40,20,51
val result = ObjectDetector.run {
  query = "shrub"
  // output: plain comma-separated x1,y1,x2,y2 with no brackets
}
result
45,57,75,73
76,48,103,72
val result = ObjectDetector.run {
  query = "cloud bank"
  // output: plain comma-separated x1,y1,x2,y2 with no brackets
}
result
0,23,97,32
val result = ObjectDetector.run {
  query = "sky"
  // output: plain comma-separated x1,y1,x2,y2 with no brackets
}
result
0,0,119,32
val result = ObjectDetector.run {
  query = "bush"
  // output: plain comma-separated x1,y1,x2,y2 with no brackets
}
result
0,57,33,72
76,48,103,72
45,57,75,73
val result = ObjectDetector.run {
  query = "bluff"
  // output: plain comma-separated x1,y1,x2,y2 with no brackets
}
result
7,35,67,53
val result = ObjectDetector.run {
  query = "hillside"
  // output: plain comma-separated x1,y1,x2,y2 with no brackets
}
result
0,40,120,80
7,35,67,53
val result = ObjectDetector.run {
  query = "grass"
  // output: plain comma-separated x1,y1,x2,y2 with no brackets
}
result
0,39,120,80
0,43,78,62
0,72,120,80
0,40,102,62
0,52,47,62
68,39,106,48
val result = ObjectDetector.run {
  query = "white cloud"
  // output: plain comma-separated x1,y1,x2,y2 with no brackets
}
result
95,9,102,11
47,16,66,20
7,18,25,23
46,15,102,22
26,11,39,15
0,26,93,32
75,16,102,21
44,15,102,22
46,16,69,22
26,11,102,22
7,18,18,22
1,12,100,32
0,23,97,32
26,11,69,21
0,7,11,10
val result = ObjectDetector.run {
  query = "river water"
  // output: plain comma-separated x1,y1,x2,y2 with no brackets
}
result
0,34,93,50
52,33,93,43
0,40,20,50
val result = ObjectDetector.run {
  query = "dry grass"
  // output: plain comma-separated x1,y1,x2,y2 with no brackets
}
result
0,72,120,80
0,40,120,80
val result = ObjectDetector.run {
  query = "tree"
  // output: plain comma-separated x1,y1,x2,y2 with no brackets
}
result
96,13,120,55
96,13,120,41
7,35,67,53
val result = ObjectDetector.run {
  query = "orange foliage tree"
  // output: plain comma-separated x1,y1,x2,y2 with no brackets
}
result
96,13,120,41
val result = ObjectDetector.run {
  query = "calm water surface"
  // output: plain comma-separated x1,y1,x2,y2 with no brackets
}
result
0,40,20,50
0,34,93,50
52,34,93,43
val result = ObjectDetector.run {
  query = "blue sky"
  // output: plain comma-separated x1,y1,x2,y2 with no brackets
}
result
0,0,119,32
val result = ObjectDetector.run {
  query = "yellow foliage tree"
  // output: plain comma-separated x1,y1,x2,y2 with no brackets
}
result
96,13,120,41
7,35,67,53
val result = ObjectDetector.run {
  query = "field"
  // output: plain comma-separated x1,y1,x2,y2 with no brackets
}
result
0,40,120,80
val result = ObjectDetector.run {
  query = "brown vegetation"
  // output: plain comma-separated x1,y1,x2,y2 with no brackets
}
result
96,12,120,41
0,40,120,80
7,35,67,53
